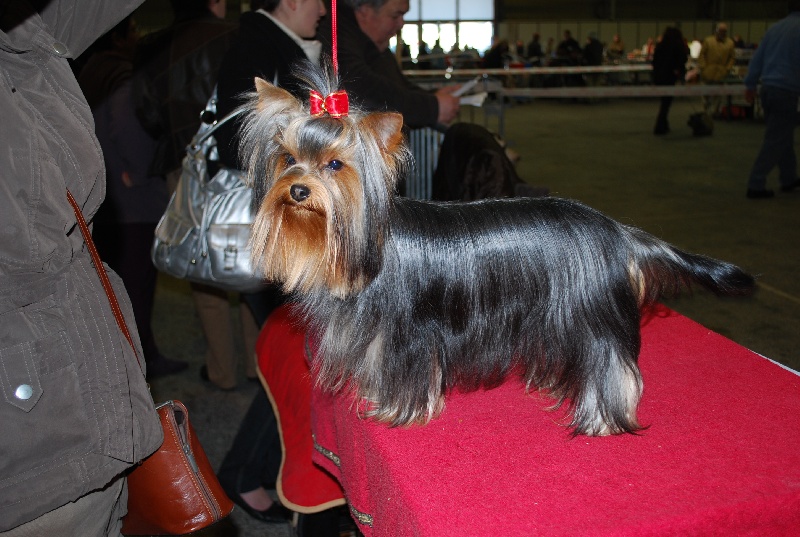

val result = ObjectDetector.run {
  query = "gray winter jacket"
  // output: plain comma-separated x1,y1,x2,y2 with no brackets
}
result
0,1,162,530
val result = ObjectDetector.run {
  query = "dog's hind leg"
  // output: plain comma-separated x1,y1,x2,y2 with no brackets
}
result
564,299,644,436
571,351,643,436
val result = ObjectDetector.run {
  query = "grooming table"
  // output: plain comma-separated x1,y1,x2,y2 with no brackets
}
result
306,305,800,536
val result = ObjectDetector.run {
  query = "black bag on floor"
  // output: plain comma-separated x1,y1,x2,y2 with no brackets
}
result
688,112,714,136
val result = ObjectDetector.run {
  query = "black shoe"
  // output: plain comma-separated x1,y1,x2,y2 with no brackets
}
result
780,180,799,193
653,124,669,135
746,189,775,199
146,357,188,379
229,492,291,523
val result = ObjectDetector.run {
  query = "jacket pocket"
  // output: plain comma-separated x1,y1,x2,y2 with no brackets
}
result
0,331,90,480
0,337,46,412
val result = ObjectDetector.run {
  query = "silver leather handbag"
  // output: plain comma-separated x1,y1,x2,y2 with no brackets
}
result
151,91,265,292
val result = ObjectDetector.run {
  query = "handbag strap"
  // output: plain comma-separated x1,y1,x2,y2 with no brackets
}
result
66,189,142,371
192,86,245,148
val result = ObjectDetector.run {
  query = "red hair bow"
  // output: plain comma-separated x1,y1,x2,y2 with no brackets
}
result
309,90,349,118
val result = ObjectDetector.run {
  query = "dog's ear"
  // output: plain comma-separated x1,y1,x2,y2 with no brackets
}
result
254,77,300,114
359,112,405,154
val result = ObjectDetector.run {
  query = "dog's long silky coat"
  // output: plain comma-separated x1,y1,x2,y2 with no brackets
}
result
240,64,755,436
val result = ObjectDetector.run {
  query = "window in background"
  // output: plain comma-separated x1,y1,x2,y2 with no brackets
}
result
421,23,440,50
420,0,456,20
458,0,494,20
459,21,493,54
394,1,494,59
438,23,458,53
405,0,420,22
393,24,420,59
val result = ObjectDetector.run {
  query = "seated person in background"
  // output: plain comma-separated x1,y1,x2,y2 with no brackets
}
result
544,36,556,60
607,33,625,60
552,29,583,86
583,33,604,66
582,32,604,86
555,29,582,64
526,32,543,65
641,37,656,59
483,37,510,69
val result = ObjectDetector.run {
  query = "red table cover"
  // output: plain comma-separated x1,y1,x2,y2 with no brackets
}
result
310,306,800,536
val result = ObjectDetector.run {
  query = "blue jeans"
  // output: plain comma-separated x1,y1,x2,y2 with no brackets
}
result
748,86,800,190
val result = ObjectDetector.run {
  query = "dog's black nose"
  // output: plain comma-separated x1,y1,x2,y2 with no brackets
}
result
290,184,311,202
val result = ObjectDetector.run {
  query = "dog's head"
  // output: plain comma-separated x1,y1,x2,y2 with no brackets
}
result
239,63,410,298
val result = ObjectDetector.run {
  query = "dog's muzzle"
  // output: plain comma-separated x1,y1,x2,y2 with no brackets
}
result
290,184,311,202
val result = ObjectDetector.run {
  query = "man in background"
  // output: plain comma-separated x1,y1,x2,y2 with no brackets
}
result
318,0,460,129
319,0,547,201
743,1,800,199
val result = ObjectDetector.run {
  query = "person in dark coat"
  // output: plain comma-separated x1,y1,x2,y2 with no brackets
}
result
583,33,604,66
133,0,247,386
317,0,460,130
134,0,237,184
215,0,324,167
555,29,582,63
77,16,175,379
483,37,509,69
652,27,688,135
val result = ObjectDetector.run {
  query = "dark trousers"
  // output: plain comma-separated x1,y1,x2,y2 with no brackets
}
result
217,366,341,537
655,96,674,133
748,86,799,190
217,387,282,494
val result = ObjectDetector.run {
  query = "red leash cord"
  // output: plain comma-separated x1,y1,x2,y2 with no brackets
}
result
331,0,338,76
312,0,348,117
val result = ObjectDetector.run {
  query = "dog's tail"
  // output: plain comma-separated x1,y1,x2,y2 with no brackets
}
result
627,226,756,305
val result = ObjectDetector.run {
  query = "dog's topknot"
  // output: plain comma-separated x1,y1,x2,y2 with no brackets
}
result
293,57,342,108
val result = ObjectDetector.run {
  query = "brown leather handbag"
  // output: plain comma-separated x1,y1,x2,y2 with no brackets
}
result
122,400,234,535
67,190,234,535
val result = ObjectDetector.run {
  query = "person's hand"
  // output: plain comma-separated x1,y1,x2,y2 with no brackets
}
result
435,85,461,125
744,88,757,104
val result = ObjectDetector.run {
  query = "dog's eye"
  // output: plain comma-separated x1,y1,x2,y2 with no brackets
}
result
326,160,344,171
285,154,296,166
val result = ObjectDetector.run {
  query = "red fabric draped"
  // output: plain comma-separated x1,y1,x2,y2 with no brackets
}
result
309,305,800,536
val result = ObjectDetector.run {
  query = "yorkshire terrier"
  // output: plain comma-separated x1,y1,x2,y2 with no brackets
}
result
240,65,755,436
